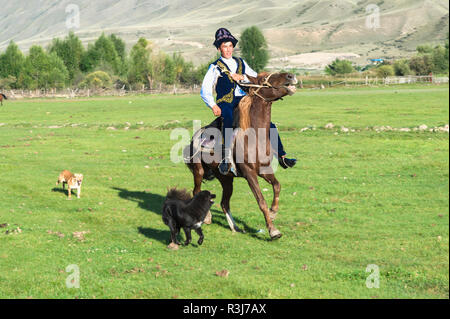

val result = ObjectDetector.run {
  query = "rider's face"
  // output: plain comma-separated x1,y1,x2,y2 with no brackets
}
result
219,42,234,59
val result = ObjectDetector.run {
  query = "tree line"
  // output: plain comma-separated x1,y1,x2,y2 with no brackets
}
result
0,32,211,90
0,26,271,91
325,34,449,78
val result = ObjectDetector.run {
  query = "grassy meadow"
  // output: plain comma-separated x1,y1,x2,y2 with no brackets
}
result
0,84,448,299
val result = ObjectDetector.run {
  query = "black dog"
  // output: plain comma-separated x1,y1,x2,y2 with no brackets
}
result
162,188,216,246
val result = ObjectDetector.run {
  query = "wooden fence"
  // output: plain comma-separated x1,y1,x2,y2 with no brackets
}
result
2,75,448,99
4,83,201,99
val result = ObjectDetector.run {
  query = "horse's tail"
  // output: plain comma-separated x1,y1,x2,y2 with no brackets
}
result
1,93,7,100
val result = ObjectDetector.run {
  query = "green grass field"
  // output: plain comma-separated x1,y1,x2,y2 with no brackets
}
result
0,84,448,299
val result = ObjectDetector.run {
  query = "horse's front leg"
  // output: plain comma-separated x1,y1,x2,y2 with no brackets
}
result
217,175,243,233
246,172,282,239
260,173,281,221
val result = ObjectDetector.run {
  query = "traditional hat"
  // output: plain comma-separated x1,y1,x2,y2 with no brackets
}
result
213,28,238,49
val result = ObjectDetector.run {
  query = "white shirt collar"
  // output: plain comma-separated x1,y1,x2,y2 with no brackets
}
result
221,56,234,62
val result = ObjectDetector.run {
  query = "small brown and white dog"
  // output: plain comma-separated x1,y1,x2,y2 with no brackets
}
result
56,170,83,199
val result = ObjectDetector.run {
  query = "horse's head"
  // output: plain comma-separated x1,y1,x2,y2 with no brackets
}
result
245,72,298,102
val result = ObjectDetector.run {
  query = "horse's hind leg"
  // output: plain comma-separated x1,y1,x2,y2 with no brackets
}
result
192,162,212,224
260,173,281,221
217,175,243,233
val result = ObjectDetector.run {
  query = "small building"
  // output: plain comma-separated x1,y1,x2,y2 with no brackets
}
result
370,58,384,65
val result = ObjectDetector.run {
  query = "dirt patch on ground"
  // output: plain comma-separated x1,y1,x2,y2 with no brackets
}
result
268,52,360,69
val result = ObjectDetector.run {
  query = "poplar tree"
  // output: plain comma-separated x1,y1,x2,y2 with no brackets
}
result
239,26,269,73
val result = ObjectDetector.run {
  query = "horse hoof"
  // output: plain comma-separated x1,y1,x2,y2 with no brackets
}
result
231,227,245,234
270,229,282,240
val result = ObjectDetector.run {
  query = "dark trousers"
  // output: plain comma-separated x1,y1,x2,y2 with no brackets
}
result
219,96,286,158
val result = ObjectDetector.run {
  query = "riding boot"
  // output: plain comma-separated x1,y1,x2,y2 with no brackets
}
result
278,156,297,169
218,158,230,175
218,146,237,176
218,133,237,176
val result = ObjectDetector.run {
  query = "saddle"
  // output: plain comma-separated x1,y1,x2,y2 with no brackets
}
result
184,113,245,177
184,97,254,178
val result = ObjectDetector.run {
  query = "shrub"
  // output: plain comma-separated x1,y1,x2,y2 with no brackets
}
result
375,65,394,78
80,71,112,89
325,59,355,76
393,59,412,76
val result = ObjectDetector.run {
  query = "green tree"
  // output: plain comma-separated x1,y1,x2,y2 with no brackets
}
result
127,38,152,87
0,75,17,89
445,33,449,63
376,65,394,78
94,33,121,74
80,43,100,73
109,34,126,62
79,34,121,75
393,59,412,76
151,52,176,85
109,34,127,75
409,55,433,75
431,45,449,74
239,26,269,72
416,44,433,55
18,46,68,89
172,52,196,84
0,41,25,88
48,32,85,82
325,59,354,75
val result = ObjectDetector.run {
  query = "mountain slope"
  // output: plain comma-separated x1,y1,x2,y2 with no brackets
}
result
0,0,448,68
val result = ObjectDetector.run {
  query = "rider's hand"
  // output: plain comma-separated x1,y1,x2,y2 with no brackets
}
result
212,105,221,117
231,73,244,82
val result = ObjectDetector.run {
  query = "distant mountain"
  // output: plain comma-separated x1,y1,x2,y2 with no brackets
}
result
0,0,448,69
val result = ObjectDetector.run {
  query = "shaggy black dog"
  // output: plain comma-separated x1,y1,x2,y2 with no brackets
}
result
162,188,216,246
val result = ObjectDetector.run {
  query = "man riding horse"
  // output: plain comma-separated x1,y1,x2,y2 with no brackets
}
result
200,28,297,176
186,28,298,239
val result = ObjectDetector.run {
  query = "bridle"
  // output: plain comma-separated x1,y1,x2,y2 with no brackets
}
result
238,73,279,102
216,63,290,102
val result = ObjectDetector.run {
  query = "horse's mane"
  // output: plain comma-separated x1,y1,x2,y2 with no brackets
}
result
236,73,269,131
238,95,253,131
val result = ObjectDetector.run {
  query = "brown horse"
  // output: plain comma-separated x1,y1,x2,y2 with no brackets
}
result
185,72,298,239
0,93,7,106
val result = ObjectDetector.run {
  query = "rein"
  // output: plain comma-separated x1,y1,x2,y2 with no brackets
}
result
215,64,287,102
238,73,278,102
